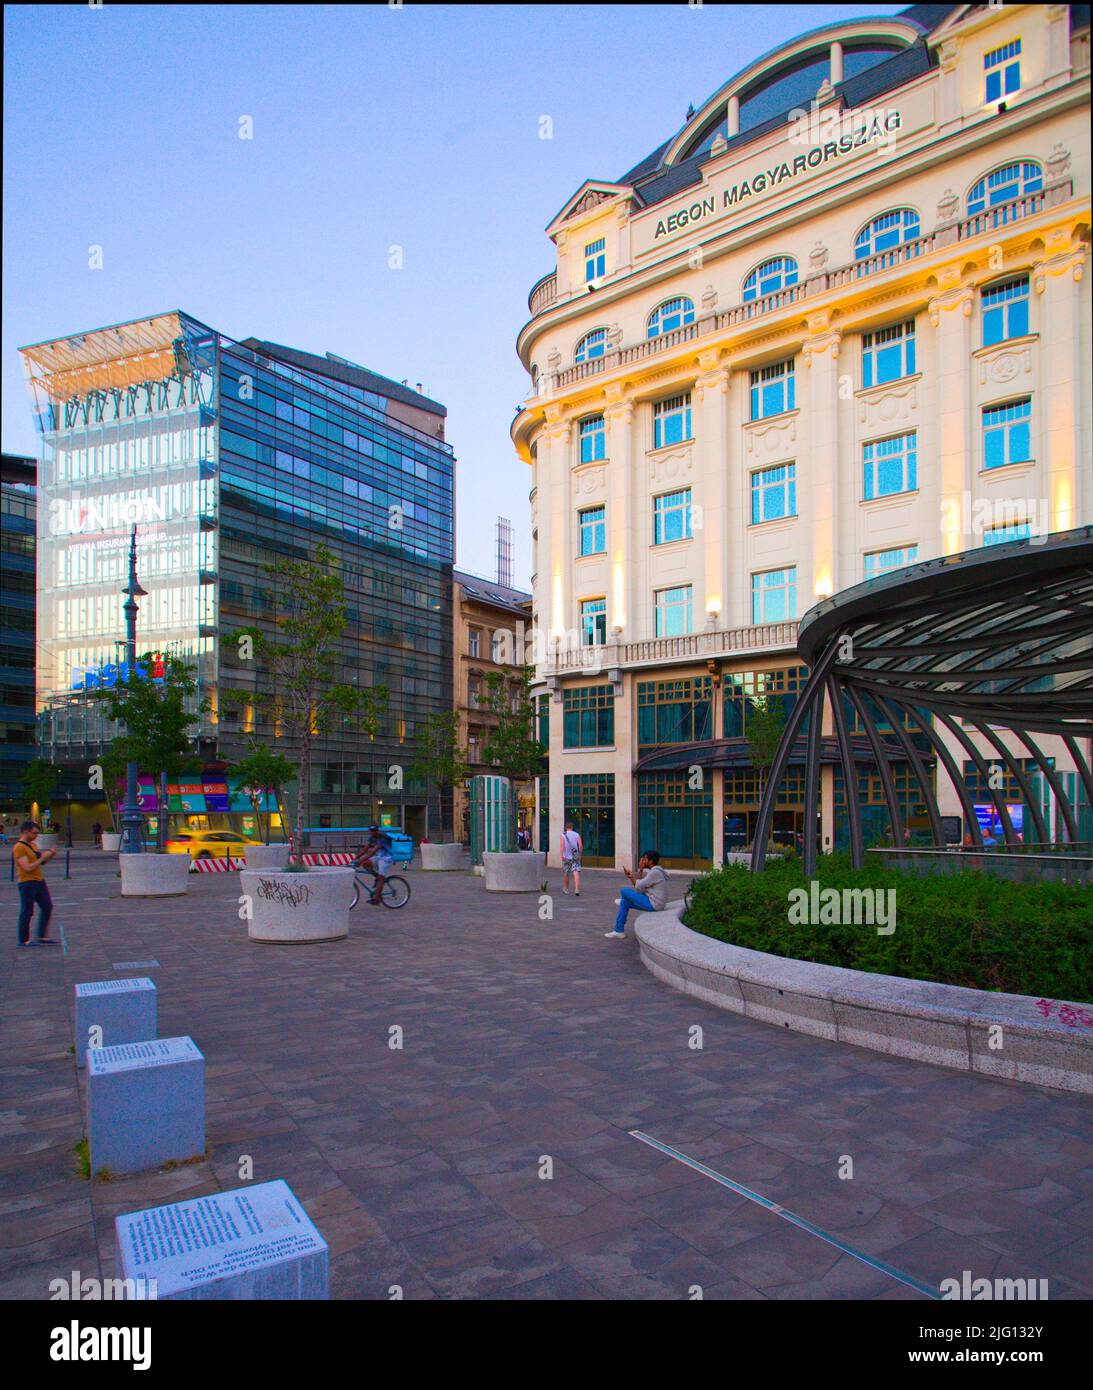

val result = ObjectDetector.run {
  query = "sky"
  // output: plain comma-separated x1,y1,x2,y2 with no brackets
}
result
2,1,903,589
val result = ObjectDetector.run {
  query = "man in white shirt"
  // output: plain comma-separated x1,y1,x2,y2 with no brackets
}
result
560,821,583,896
606,849,668,938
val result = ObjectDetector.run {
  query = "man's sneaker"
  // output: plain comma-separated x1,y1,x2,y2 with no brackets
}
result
604,930,624,938
562,886,569,895
37,937,59,945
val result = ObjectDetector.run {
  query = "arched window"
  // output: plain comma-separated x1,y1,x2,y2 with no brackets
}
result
530,363,540,393
646,297,695,339
575,328,608,363
854,209,920,260
743,257,798,303
967,161,1043,215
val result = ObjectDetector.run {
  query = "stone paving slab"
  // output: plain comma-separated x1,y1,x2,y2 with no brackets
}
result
0,858,1090,1301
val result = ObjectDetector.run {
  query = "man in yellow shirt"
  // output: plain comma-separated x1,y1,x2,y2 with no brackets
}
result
14,821,58,947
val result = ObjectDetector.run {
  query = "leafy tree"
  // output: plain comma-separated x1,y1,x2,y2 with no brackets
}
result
222,544,387,863
92,654,207,849
20,758,59,825
229,742,295,844
410,711,470,841
747,694,787,847
480,666,545,848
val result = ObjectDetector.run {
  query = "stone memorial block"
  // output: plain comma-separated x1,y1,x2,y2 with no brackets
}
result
74,978,157,1067
87,1037,204,1176
115,1180,329,1299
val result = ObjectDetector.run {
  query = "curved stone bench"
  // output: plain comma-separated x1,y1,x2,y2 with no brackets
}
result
635,904,1093,1095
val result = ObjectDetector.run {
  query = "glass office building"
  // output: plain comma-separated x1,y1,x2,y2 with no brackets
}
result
0,453,37,817
20,312,454,837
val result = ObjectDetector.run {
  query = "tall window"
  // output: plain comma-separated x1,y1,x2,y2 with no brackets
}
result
491,632,505,662
638,677,713,747
653,489,692,544
743,256,798,302
751,568,796,623
468,628,480,657
563,685,614,748
750,360,796,420
984,521,1031,546
967,161,1042,214
653,394,692,449
751,463,796,524
575,328,607,363
863,431,917,500
854,209,921,259
563,773,614,863
982,276,1030,347
647,297,695,338
579,414,606,463
655,585,693,637
580,597,607,646
983,399,1032,470
862,321,916,387
578,505,606,556
863,545,918,580
585,237,606,282
984,38,1021,103
468,677,481,708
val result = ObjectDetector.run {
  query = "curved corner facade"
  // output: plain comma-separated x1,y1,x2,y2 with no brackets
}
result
512,3,1092,870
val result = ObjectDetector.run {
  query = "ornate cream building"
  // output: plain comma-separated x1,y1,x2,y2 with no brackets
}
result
512,3,1091,870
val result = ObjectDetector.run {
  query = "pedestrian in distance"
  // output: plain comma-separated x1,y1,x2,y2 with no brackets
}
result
606,849,669,939
14,822,59,947
560,821,582,896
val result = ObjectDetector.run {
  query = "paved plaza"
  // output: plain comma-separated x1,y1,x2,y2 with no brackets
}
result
1,853,1091,1301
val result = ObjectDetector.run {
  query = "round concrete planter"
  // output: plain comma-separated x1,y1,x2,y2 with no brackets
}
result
482,850,546,892
420,842,465,871
241,867,354,944
120,851,191,897
36,833,59,851
101,832,122,852
244,844,290,871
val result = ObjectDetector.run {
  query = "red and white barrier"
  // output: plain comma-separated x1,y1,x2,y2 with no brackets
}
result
187,851,357,873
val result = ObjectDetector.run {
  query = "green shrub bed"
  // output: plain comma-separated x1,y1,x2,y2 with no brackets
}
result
683,854,1093,1002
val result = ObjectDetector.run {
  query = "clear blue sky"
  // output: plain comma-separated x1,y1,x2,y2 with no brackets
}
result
2,2,902,587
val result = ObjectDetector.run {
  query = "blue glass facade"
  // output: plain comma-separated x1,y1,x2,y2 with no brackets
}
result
21,312,455,835
0,454,37,813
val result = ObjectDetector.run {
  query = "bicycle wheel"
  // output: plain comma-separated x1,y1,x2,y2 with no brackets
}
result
380,875,410,909
350,875,367,909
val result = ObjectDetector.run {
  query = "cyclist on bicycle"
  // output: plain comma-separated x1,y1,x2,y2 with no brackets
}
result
357,825,394,906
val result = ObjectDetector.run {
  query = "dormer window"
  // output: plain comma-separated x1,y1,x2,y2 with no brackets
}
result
984,38,1021,104
585,238,606,283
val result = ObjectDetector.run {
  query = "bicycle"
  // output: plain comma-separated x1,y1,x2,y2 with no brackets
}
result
350,866,411,910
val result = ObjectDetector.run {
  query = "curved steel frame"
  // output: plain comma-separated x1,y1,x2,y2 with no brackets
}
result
752,529,1093,874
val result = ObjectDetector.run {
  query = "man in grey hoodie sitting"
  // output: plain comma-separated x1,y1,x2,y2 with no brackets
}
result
606,849,668,939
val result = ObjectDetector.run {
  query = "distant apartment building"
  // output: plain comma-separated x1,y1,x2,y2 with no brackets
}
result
452,569,533,842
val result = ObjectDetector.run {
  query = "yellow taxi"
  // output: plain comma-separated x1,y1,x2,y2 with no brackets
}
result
165,829,264,860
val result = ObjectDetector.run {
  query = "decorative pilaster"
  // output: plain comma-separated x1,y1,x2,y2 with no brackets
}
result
928,274,975,553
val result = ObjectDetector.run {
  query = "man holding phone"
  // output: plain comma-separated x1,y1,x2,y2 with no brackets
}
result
14,822,59,947
605,849,668,939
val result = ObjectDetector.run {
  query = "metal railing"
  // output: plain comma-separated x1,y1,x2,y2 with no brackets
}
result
867,845,1093,885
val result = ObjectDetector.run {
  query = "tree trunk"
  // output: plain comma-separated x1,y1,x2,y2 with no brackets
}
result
294,740,309,864
158,771,168,851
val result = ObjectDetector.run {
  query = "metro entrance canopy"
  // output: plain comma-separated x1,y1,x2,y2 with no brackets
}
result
752,528,1093,874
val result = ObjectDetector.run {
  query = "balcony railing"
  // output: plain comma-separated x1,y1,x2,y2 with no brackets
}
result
540,620,799,677
529,185,1067,394
528,272,557,316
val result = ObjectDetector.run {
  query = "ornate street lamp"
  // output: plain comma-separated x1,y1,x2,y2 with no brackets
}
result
119,527,148,855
